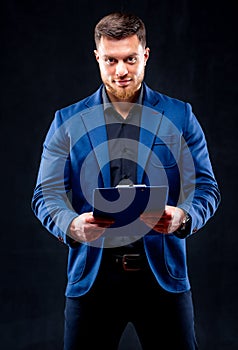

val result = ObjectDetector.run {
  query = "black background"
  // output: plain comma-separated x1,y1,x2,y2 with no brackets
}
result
1,0,237,349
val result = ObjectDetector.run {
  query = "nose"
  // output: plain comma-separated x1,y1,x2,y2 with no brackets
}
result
115,60,128,77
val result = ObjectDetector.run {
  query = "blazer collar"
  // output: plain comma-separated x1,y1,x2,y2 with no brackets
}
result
83,82,162,110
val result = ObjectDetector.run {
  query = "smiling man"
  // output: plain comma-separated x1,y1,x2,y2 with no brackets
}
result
94,34,150,102
32,12,220,350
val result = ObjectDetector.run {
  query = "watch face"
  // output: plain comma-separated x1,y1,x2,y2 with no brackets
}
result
181,213,190,230
185,214,190,223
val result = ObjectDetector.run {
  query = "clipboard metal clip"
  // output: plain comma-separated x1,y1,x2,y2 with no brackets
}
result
115,184,147,188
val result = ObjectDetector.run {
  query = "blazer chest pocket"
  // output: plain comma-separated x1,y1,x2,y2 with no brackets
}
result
151,135,181,168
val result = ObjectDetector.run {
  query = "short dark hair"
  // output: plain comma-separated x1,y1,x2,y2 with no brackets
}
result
94,12,146,48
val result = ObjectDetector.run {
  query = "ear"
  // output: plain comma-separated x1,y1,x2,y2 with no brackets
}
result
94,50,99,62
144,47,150,65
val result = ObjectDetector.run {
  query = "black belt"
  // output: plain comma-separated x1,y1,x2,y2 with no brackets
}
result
102,251,148,272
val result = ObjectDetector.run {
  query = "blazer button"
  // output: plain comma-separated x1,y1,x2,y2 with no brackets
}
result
192,228,198,233
58,236,64,242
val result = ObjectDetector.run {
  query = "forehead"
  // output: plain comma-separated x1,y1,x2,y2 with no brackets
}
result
97,35,144,57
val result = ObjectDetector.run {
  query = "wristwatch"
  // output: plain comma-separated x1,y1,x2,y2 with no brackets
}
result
174,211,191,238
179,212,191,231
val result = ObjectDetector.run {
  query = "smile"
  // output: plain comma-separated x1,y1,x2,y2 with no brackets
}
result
114,79,131,87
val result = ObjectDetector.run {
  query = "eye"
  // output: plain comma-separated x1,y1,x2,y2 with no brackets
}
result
106,57,116,65
127,57,137,64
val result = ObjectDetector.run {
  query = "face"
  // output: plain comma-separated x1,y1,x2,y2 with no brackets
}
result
94,35,150,102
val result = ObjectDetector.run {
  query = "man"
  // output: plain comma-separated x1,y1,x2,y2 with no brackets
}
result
32,12,220,349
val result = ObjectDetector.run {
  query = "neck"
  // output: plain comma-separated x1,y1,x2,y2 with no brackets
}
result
113,102,134,119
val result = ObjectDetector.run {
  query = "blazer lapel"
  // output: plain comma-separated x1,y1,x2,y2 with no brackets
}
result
137,102,164,183
81,104,111,188
80,84,164,187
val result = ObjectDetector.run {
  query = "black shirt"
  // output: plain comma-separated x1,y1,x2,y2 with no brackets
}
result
102,87,143,187
102,87,144,251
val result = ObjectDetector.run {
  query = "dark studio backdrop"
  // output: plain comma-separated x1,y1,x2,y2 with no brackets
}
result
1,0,237,349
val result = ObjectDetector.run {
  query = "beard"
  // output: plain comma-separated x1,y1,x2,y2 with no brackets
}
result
103,70,145,101
105,83,138,100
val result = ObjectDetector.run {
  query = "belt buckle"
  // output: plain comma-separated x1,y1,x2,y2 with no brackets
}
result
122,254,141,271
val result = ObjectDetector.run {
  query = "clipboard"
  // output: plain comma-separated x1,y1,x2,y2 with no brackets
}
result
93,185,168,228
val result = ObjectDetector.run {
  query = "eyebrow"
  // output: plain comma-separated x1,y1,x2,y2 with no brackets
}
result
102,53,139,59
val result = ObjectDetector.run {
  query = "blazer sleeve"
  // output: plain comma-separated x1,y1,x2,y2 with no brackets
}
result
31,110,79,246
175,102,221,237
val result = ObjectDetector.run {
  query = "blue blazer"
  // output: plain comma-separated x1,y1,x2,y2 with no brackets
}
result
32,83,220,296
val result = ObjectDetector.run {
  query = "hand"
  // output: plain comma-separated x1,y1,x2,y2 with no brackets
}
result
140,205,186,234
69,212,114,243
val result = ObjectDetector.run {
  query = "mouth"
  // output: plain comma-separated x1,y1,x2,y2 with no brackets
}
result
114,79,132,87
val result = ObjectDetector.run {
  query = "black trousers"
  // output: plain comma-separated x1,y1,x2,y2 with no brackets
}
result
63,254,198,350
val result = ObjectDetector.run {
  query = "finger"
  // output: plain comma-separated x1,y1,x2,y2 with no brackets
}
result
140,213,170,222
141,217,171,232
140,210,164,218
86,215,114,225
